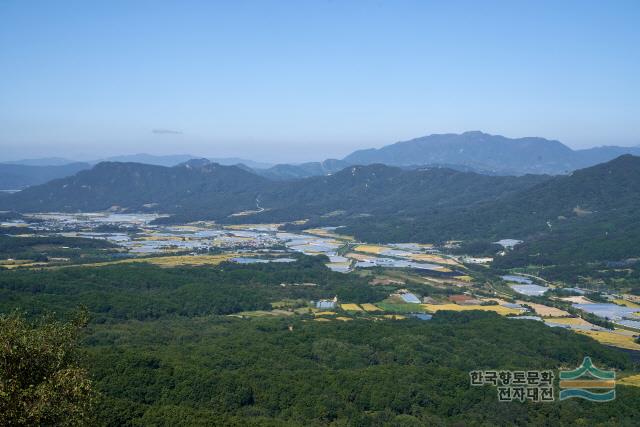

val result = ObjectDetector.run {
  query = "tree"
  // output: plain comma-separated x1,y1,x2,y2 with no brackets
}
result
0,309,96,426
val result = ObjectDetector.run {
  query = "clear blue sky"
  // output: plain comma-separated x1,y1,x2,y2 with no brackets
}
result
1,0,639,162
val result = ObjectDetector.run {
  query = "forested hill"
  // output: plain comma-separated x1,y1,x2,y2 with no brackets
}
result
0,161,269,217
382,153,640,240
338,155,640,265
2,155,640,265
256,164,549,220
0,159,550,221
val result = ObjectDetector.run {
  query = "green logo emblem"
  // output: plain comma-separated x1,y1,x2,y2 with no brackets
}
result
559,357,616,402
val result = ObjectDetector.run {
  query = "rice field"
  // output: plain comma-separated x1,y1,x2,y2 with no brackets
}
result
575,330,640,351
408,253,460,266
618,374,640,387
614,299,640,309
303,228,354,241
345,253,375,261
80,254,238,268
543,317,594,327
0,259,48,269
340,303,363,311
518,301,570,317
382,314,406,320
353,245,388,254
421,304,522,316
314,311,336,316
560,296,593,304
360,303,383,312
236,310,294,318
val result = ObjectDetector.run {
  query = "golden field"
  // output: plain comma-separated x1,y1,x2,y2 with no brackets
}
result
613,299,640,308
518,301,570,317
382,314,406,320
303,228,354,241
559,296,593,304
422,303,522,316
360,303,383,312
408,253,460,266
341,303,363,311
353,245,388,254
575,330,640,351
79,254,239,268
345,252,375,261
0,259,48,269
430,266,454,273
618,374,640,387
544,317,594,327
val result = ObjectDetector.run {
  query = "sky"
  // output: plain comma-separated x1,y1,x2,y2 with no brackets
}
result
1,0,639,163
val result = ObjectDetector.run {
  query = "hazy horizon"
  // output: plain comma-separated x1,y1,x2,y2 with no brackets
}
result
2,1,639,163
2,129,640,165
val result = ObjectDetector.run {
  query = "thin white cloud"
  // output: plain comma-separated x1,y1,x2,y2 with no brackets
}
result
152,129,183,135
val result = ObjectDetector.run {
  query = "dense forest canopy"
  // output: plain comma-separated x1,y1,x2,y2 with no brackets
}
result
0,259,638,425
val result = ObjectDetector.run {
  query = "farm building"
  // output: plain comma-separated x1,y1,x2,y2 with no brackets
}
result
393,290,421,304
315,296,338,309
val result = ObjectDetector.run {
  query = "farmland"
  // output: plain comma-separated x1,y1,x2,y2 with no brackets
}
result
340,303,363,311
353,244,387,254
575,330,640,351
619,374,640,387
519,301,571,317
78,253,239,268
543,317,594,327
421,303,522,316
3,213,640,426
614,299,640,308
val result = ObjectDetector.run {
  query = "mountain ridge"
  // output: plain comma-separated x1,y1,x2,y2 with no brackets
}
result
2,155,639,266
4,132,639,186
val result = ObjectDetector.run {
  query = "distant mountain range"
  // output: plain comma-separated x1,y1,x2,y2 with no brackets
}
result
2,154,639,266
96,154,273,170
1,157,80,167
0,162,91,190
2,131,639,189
341,131,640,175
248,131,640,179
